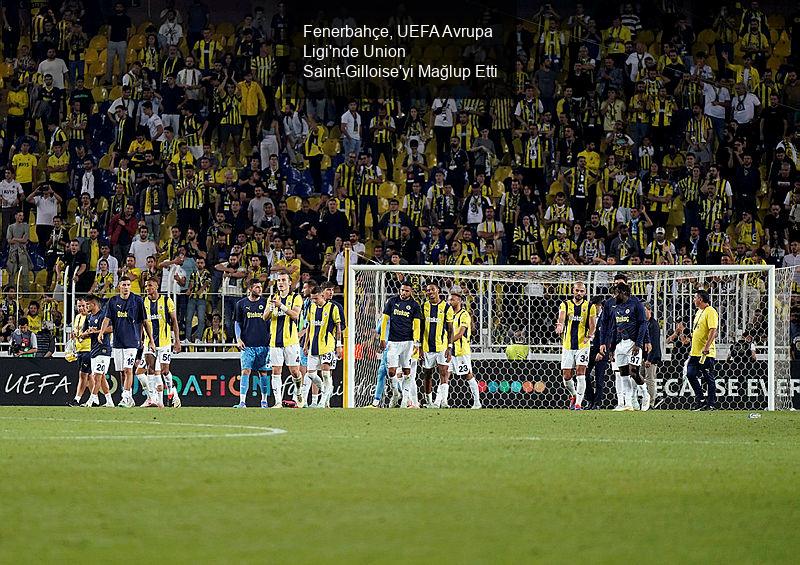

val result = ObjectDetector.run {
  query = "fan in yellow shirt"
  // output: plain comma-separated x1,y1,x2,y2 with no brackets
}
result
686,289,719,410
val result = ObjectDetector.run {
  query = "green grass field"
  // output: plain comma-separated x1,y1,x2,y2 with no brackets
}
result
1,407,798,564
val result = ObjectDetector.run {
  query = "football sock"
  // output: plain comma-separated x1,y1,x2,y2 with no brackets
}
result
401,374,412,405
271,375,283,404
576,375,586,406
259,375,270,401
321,371,332,406
623,377,633,407
614,372,623,406
390,376,401,401
468,378,480,405
563,378,577,396
301,375,312,404
374,362,388,402
239,373,250,403
149,375,162,402
291,376,302,402
89,394,98,405
163,372,174,396
441,383,450,406
409,376,418,406
638,383,649,403
73,393,81,403
137,374,149,397
425,392,433,405
629,377,637,406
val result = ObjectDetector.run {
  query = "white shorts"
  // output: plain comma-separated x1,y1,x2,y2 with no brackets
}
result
272,344,301,367
613,339,642,369
112,348,138,371
91,355,111,375
450,355,472,376
386,340,414,370
147,346,173,366
561,347,590,370
422,350,449,369
308,351,336,372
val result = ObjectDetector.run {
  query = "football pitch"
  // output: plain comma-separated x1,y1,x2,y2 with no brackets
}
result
1,407,798,564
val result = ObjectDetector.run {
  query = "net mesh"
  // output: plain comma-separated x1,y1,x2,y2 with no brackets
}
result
349,266,796,410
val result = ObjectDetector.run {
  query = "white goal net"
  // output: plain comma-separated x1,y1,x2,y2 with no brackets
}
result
345,265,796,410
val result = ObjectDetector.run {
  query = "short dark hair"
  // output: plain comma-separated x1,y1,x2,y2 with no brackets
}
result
696,289,711,305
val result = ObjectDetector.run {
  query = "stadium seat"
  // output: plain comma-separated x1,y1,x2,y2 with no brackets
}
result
286,196,302,212
84,49,99,65
492,180,505,199
322,138,340,157
494,165,512,181
378,182,398,199
92,86,108,102
216,22,235,36
129,34,146,50
697,28,717,45
89,35,108,50
767,14,785,29
378,197,389,214
767,56,782,71
637,30,655,45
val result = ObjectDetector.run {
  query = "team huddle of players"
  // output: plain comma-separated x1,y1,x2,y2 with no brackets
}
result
70,276,180,408
232,274,344,408
558,278,651,411
373,274,702,411
374,281,481,409
558,274,720,411
69,271,345,409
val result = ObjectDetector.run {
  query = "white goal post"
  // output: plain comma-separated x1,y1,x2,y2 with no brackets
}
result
345,264,795,410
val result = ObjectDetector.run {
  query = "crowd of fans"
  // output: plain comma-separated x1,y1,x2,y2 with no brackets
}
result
0,0,799,347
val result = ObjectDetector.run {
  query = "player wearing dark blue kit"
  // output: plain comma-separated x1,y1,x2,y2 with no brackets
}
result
594,273,629,409
81,294,114,408
608,282,650,411
380,280,422,407
234,280,272,408
100,277,154,407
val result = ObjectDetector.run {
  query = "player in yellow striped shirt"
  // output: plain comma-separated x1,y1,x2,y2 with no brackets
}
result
143,279,183,408
420,282,454,409
448,288,481,409
263,273,304,407
68,298,96,406
555,282,597,410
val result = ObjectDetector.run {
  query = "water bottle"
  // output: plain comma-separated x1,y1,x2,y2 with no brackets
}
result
748,413,761,419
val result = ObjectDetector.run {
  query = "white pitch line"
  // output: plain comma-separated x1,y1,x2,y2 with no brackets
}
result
0,416,287,441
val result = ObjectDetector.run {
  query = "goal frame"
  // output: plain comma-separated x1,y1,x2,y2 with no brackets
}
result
345,263,780,410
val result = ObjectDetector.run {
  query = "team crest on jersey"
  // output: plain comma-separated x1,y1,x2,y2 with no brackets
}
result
259,305,264,310
625,309,630,314
406,305,411,310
